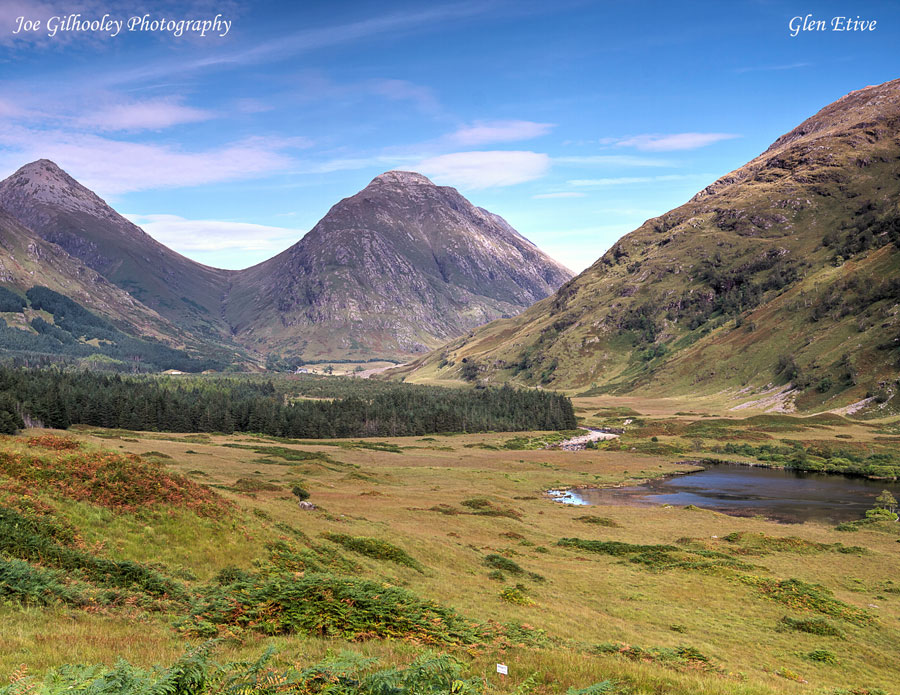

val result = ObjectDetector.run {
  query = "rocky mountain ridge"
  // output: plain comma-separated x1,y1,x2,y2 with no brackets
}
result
391,78,900,414
0,163,571,365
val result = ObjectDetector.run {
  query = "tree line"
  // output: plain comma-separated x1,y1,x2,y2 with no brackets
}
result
0,286,218,372
0,368,577,437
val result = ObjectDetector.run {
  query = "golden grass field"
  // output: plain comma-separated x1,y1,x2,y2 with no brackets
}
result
2,397,899,694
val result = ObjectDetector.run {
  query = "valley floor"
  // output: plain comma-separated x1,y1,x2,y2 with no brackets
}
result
2,408,899,694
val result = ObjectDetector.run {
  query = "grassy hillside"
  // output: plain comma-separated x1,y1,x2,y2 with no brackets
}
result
0,210,186,348
2,399,900,693
0,287,223,373
0,161,236,344
391,79,900,415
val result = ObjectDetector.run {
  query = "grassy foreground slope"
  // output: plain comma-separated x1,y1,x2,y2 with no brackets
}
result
391,79,900,415
2,410,899,694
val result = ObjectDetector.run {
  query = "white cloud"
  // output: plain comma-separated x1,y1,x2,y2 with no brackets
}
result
532,192,586,199
125,213,302,253
555,154,675,167
568,174,709,187
0,125,294,195
616,133,739,151
449,120,554,146
76,98,213,131
417,151,550,189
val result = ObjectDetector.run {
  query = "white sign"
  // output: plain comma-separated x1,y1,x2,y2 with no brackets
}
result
496,663,508,675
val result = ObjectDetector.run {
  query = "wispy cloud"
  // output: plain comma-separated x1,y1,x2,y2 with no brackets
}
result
287,73,446,118
368,79,444,116
178,2,493,74
568,173,710,187
0,125,296,195
417,150,550,189
614,133,739,151
75,98,213,131
555,154,675,166
735,62,812,74
449,120,554,146
532,191,586,199
125,213,301,255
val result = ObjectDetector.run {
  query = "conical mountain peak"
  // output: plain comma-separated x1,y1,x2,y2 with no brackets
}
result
368,170,436,188
1,159,112,217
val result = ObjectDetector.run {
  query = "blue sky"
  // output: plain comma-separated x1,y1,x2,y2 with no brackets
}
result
1,0,898,271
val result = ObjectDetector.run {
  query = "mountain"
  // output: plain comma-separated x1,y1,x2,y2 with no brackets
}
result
392,79,900,413
0,164,571,364
224,171,572,360
0,160,236,342
0,207,181,342
0,207,225,370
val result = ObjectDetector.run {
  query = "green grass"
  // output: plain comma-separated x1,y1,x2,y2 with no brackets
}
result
2,423,900,694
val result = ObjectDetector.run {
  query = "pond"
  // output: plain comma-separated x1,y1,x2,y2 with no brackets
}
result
551,463,900,524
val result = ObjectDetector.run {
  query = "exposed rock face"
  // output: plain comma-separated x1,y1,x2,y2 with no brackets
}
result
0,164,571,362
0,160,234,340
0,207,182,342
225,171,572,358
393,79,900,410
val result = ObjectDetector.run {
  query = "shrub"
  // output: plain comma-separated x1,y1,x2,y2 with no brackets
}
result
779,616,844,637
591,642,717,672
0,446,227,516
776,667,807,683
567,681,618,694
743,577,872,625
141,450,172,459
0,506,187,602
499,584,533,605
0,646,486,695
460,497,521,519
26,434,81,451
865,508,897,522
322,533,423,571
461,497,492,510
181,572,479,643
232,478,281,492
460,360,480,382
0,556,86,606
291,485,310,501
874,490,897,513
721,531,864,555
266,539,359,575
483,554,523,575
806,649,838,664
573,515,621,527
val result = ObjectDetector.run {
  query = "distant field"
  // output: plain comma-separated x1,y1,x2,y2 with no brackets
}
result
2,409,899,693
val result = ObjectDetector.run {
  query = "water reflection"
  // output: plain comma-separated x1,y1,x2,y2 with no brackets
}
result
551,464,900,524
